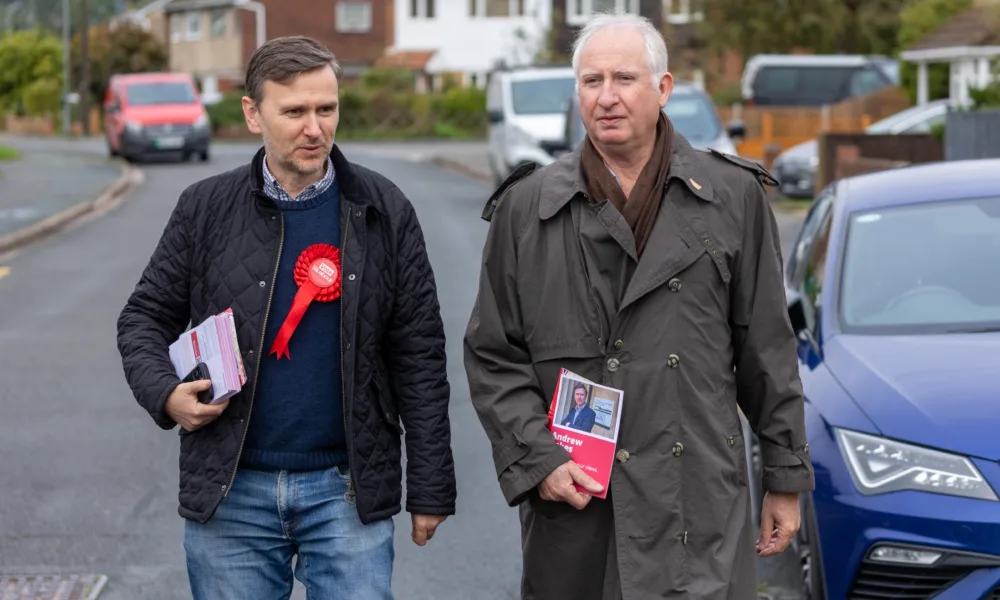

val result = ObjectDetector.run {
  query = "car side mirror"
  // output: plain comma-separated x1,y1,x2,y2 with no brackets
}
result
786,288,808,335
726,119,746,142
487,109,504,124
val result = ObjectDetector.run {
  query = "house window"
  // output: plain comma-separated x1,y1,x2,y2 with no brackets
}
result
186,11,201,41
411,0,434,18
337,1,372,32
210,9,226,37
469,0,525,17
665,0,703,24
567,0,639,25
170,13,182,43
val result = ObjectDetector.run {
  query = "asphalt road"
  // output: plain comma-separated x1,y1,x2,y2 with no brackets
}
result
0,138,805,600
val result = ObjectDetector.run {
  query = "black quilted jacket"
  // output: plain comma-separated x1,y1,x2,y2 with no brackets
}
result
116,145,457,525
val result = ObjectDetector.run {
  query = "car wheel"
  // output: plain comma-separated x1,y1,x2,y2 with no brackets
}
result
794,495,826,600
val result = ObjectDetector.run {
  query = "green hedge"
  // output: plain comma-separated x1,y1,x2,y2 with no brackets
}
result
206,84,487,140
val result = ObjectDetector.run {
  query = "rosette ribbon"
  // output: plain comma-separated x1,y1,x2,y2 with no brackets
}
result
269,243,342,360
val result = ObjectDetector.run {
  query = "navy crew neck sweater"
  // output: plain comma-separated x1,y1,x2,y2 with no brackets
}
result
240,181,347,472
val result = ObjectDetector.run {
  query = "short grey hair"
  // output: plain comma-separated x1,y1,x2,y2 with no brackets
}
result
570,12,669,87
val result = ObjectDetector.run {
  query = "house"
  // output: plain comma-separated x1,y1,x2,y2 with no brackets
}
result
380,0,708,92
900,0,1000,106
163,0,394,101
379,0,553,92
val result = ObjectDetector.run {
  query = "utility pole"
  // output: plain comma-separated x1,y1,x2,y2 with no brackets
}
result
80,0,90,135
62,0,70,136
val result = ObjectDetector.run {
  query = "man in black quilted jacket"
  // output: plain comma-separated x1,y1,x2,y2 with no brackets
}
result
116,35,456,600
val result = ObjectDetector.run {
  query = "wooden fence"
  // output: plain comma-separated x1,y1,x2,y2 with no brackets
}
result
717,87,913,161
816,133,944,192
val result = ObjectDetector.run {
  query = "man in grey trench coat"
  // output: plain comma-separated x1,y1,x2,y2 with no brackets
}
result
463,12,815,600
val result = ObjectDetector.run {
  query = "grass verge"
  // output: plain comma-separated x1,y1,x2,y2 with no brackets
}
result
0,144,21,161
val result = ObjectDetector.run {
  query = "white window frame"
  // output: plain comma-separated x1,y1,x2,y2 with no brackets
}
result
169,13,182,43
567,0,639,26
336,1,373,32
411,0,435,19
470,0,525,18
664,0,703,25
210,8,227,37
185,11,202,41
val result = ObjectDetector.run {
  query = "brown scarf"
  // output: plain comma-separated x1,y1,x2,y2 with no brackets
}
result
581,111,674,257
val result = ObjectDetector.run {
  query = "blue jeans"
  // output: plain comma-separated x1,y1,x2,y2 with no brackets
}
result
183,465,395,600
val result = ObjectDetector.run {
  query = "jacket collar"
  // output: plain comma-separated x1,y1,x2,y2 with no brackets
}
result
250,143,378,210
538,132,716,221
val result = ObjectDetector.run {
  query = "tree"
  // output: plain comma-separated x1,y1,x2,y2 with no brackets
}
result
71,20,167,108
0,28,62,115
897,0,973,103
695,0,908,61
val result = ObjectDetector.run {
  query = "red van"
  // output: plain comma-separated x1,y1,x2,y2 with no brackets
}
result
104,72,211,163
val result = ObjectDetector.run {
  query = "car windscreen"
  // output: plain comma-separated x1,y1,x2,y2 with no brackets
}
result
665,92,722,144
511,77,576,115
839,196,1000,334
752,66,856,105
126,82,197,106
568,91,722,146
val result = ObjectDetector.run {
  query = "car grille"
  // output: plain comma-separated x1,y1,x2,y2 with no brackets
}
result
142,123,192,137
847,561,972,599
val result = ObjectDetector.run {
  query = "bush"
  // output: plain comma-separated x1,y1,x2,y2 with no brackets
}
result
0,29,63,116
21,78,61,116
360,68,414,94
205,92,246,131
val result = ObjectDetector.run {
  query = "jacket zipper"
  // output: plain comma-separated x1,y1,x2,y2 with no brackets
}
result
341,206,354,500
225,211,284,498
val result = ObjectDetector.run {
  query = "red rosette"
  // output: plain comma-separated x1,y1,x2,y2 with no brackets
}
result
269,243,342,360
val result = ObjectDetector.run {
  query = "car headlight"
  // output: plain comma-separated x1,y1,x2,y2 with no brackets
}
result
808,155,819,168
193,114,209,129
836,428,998,501
125,120,143,134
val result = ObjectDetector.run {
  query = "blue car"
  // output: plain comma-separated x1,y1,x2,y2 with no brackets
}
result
778,159,1000,599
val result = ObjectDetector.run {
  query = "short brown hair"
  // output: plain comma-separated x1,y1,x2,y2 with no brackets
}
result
244,36,342,103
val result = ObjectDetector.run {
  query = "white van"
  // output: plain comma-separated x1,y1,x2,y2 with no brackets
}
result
741,54,899,107
486,66,577,185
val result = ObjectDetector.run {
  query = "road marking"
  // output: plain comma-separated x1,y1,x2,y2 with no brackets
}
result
0,266,10,280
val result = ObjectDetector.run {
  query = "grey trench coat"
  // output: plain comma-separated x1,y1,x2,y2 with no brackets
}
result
464,134,815,600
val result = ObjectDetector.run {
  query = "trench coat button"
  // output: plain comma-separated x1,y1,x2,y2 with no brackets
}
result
616,449,630,463
668,278,682,292
667,354,680,368
804,444,810,455
348,274,356,281
614,339,624,350
672,442,684,457
259,280,266,288
728,436,736,448
607,357,620,372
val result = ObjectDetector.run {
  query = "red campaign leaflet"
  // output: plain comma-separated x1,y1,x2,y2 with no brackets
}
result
546,369,624,500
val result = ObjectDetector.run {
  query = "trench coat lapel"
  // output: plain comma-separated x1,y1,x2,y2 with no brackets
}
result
620,135,716,312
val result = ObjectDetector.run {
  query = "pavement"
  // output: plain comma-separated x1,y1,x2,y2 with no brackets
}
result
0,136,806,600
0,135,136,255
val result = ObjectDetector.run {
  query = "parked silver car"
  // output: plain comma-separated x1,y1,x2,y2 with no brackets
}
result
773,99,954,198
